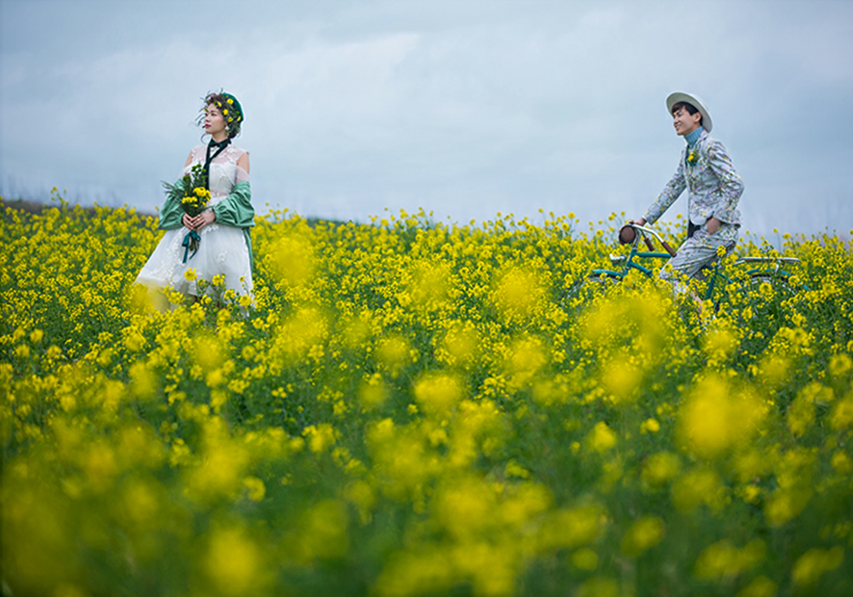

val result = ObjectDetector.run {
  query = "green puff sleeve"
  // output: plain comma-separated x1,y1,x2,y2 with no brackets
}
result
157,182,186,231
212,180,256,270
212,181,254,228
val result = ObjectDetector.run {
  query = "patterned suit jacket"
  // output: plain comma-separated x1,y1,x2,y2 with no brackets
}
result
644,130,744,229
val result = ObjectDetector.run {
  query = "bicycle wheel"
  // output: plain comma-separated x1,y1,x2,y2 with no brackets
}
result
561,273,621,309
746,273,796,298
726,273,797,322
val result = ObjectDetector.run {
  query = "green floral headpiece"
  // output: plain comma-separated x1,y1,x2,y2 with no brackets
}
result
202,91,245,137
219,93,244,127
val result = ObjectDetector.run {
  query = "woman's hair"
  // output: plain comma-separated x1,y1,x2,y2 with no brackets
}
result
198,91,244,139
671,101,703,127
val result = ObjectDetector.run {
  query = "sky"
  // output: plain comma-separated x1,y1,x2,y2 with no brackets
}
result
2,0,852,238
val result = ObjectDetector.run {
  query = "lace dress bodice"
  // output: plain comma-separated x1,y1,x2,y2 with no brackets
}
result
183,144,250,204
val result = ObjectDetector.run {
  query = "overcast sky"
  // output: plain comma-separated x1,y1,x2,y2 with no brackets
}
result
2,0,852,237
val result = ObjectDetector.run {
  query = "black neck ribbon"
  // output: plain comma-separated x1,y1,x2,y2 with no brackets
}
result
203,138,231,190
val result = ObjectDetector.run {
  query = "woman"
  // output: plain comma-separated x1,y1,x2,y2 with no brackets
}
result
136,91,254,308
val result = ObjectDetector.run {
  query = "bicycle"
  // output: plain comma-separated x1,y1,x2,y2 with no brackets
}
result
562,223,803,314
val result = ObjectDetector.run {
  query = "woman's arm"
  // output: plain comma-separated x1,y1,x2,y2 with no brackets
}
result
158,193,185,230
211,181,254,228
237,151,250,175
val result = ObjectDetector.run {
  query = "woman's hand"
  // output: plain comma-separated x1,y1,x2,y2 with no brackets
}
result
183,211,216,230
192,211,216,230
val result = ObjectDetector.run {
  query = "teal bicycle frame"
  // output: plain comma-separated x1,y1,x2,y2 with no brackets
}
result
587,224,804,301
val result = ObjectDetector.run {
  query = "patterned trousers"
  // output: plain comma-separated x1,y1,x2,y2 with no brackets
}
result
661,224,739,281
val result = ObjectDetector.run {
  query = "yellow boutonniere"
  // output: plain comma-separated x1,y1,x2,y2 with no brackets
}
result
688,150,698,165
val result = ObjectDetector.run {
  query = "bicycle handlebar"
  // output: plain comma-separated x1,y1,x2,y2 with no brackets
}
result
621,223,677,257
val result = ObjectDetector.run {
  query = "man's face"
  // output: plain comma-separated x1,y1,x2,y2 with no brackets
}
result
672,107,702,136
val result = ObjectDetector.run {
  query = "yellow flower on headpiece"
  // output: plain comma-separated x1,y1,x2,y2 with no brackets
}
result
223,109,228,115
227,98,234,104
228,117,233,122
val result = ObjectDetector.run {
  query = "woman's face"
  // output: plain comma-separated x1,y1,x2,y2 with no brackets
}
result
204,103,227,138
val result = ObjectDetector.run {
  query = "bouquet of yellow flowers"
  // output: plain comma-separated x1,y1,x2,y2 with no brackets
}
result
162,163,211,261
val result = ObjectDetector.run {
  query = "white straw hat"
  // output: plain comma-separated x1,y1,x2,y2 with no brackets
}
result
666,91,713,133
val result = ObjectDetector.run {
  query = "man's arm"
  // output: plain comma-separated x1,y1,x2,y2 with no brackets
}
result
705,139,744,226
636,157,687,225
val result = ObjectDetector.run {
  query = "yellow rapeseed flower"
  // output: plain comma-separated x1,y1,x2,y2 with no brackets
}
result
677,376,766,459
413,372,464,418
205,525,268,595
641,451,682,489
588,422,617,453
693,539,766,580
791,546,844,586
303,423,339,453
621,516,665,557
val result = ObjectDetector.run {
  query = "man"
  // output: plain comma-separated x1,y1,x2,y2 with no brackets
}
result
631,91,743,280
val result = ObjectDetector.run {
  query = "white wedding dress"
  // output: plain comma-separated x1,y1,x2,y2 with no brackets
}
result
135,144,253,305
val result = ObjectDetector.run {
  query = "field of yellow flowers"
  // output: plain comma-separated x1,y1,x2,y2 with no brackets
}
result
2,195,852,597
